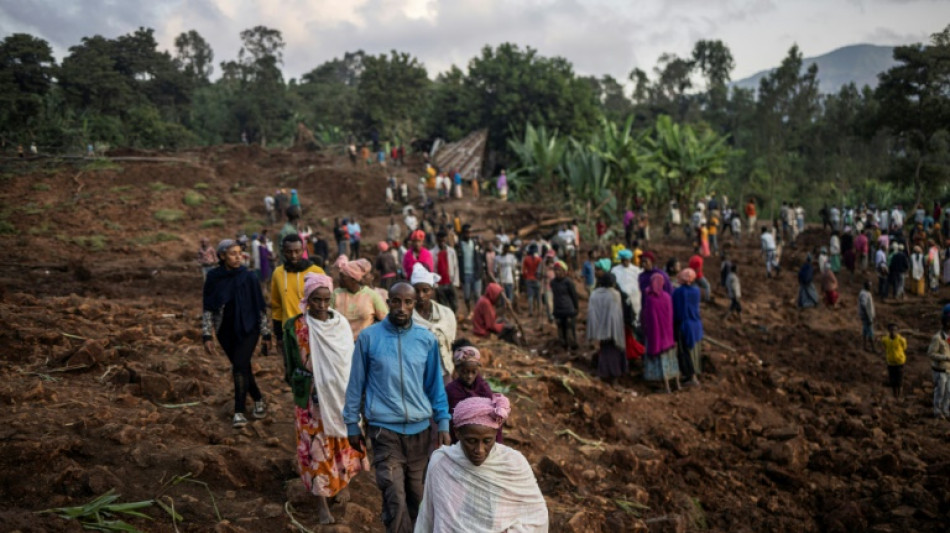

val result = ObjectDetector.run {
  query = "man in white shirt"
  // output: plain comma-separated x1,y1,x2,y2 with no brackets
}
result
760,226,778,278
405,210,419,233
611,250,642,318
890,206,904,230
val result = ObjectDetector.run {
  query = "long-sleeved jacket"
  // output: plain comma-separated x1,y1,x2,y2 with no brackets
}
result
928,331,950,372
550,276,578,318
343,317,450,436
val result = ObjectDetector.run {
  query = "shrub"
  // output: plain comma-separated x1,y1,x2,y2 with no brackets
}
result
201,218,225,228
193,182,210,190
154,209,184,223
150,182,174,192
183,190,205,207
75,235,107,250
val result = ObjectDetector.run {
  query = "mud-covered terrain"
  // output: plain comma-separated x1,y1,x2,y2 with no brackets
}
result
1,146,947,532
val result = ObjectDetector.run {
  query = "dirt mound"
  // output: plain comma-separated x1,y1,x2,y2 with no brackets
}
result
1,149,948,531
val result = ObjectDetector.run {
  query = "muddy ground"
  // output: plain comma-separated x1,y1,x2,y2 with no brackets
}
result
0,146,948,532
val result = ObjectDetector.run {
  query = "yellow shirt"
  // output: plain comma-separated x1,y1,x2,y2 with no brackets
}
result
709,217,719,235
270,264,325,323
611,244,626,264
881,334,907,366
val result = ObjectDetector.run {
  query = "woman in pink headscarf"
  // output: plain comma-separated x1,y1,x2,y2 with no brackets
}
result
282,273,368,525
415,394,548,532
641,272,680,393
331,256,388,340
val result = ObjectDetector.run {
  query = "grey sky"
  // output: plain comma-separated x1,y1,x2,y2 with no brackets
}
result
1,0,946,85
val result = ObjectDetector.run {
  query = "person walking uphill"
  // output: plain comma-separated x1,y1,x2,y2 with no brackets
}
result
550,261,579,350
414,395,549,533
271,234,325,358
444,341,501,444
332,257,388,341
343,283,452,533
202,240,272,429
282,274,367,524
410,263,457,381
928,305,950,420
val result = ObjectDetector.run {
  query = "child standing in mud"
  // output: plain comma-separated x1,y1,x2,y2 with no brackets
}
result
880,323,906,399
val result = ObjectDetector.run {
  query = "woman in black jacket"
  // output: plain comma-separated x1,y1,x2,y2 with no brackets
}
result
550,260,579,349
202,239,271,428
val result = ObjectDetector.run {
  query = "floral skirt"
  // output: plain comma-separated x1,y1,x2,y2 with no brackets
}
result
643,347,680,382
295,402,368,497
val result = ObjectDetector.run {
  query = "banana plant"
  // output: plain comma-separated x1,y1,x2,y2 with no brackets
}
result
506,122,568,199
647,115,732,208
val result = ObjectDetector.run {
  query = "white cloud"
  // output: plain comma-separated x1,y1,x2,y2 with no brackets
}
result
0,0,947,84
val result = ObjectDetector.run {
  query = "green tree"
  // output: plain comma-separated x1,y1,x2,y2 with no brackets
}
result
874,25,950,203
426,65,478,141
174,30,214,85
215,26,290,144
0,33,56,142
356,50,430,137
465,43,599,157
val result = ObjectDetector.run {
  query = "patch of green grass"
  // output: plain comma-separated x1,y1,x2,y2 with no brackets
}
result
212,205,228,216
0,220,15,235
31,183,51,191
109,185,133,193
200,218,225,228
183,190,205,207
18,203,49,215
193,182,210,190
28,221,55,235
150,181,174,192
153,209,184,223
103,220,123,231
74,235,107,251
82,159,122,172
130,232,181,246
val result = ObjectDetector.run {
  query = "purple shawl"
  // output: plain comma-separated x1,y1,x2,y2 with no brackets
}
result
642,274,675,356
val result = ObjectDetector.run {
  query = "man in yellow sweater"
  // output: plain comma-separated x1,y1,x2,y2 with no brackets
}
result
271,234,325,355
880,322,906,399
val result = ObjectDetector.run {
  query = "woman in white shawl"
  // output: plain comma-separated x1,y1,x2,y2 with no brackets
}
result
283,273,368,524
411,263,458,379
415,394,548,533
587,273,628,382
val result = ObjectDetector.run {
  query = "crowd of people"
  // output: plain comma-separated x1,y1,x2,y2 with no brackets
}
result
198,161,950,530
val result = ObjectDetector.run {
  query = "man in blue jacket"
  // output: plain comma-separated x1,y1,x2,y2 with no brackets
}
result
344,282,451,533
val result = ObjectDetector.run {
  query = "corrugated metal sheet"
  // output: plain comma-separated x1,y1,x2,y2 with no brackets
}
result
432,129,488,180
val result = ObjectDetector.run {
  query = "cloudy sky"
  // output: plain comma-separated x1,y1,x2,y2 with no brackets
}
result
1,0,947,84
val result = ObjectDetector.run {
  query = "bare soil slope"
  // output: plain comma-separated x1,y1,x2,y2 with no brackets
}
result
0,147,947,532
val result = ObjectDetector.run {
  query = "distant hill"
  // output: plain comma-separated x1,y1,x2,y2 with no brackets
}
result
731,44,898,95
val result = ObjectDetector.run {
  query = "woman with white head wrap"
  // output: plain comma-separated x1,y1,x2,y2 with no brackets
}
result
411,263,458,379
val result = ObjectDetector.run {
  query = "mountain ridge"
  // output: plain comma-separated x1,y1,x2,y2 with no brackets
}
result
731,43,898,94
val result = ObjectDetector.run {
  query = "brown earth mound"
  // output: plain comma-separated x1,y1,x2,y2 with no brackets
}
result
0,147,948,532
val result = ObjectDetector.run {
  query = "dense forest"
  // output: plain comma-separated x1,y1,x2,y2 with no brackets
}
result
1,24,948,219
